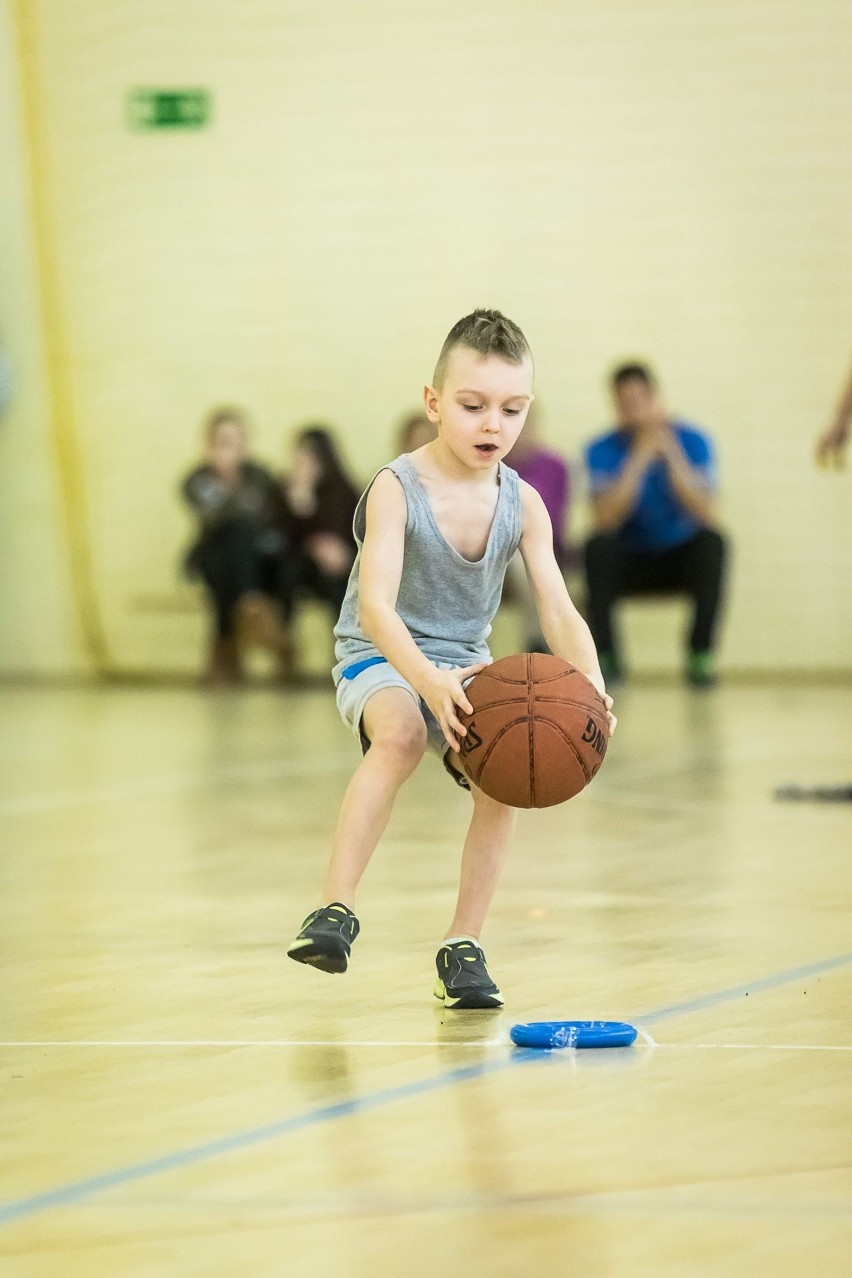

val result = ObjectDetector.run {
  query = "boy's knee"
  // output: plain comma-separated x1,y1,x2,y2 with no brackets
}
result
369,715,428,766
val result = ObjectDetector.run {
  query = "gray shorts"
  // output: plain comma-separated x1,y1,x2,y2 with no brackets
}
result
335,659,471,789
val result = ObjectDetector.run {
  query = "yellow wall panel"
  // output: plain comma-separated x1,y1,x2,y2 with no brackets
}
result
6,0,852,673
0,0,87,675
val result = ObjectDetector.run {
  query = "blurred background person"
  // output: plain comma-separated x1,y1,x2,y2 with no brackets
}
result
396,409,437,454
181,407,291,685
504,403,573,652
277,425,360,649
583,362,727,688
777,355,852,802
815,355,852,467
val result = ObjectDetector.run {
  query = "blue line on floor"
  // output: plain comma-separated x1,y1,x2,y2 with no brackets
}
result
636,950,852,1024
1,949,850,1227
0,1053,537,1227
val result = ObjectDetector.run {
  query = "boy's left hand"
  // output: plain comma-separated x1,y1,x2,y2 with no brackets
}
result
419,662,490,753
586,672,617,737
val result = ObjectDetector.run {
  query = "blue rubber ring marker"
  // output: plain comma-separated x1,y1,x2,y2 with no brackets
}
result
509,1020,638,1050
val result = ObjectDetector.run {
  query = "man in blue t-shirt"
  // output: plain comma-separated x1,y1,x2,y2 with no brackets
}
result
583,362,728,687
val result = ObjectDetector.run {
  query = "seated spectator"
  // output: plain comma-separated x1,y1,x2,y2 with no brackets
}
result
277,425,360,631
181,407,291,685
505,405,572,651
583,363,727,688
396,409,438,454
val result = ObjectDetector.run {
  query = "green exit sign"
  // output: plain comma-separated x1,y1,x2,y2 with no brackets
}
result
127,89,211,131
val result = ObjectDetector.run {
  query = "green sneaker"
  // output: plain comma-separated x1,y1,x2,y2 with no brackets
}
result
686,650,717,689
434,940,503,1010
287,902,360,973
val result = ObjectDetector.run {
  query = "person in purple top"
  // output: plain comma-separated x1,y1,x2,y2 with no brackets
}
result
508,412,570,559
505,407,572,651
583,362,728,687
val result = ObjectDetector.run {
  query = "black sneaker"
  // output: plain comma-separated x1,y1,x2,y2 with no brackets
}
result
287,903,360,974
434,940,503,1009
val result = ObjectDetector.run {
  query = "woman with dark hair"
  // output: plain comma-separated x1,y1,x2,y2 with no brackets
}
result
278,425,361,627
181,408,292,684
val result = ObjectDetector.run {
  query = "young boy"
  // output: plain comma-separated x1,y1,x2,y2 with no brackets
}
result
287,310,615,1008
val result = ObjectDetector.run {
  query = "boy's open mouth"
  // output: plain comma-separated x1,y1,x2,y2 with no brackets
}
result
475,443,498,455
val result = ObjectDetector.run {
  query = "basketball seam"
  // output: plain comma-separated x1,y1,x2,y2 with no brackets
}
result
536,717,595,784
467,694,606,715
527,653,535,807
471,673,594,689
467,695,529,709
472,716,534,802
530,696,608,716
467,713,601,798
474,664,600,689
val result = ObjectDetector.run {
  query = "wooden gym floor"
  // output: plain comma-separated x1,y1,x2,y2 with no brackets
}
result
0,679,850,1276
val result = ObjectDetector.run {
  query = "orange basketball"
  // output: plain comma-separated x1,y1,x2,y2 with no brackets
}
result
457,653,609,808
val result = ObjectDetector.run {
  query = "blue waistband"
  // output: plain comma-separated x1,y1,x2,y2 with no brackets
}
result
339,655,389,681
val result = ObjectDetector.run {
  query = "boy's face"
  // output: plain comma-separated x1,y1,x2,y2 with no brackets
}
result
424,347,534,471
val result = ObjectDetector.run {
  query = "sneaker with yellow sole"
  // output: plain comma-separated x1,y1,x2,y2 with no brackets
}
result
287,902,360,974
434,940,503,1009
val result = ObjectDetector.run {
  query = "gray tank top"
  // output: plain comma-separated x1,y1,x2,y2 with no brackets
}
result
333,453,523,680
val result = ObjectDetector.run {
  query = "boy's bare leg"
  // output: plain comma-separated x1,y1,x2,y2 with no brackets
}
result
432,762,515,1008
443,765,517,940
320,688,427,908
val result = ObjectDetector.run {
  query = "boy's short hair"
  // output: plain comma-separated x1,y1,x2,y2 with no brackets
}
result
433,309,532,389
610,362,657,392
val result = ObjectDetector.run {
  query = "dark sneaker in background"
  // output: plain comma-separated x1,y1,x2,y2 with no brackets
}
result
287,902,360,974
434,940,503,1009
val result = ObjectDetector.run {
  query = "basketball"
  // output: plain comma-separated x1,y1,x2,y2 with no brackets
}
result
457,653,609,808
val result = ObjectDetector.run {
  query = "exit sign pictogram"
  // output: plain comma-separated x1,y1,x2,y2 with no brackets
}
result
127,90,211,130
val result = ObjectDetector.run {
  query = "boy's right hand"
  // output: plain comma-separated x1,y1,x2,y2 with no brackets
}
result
419,662,490,752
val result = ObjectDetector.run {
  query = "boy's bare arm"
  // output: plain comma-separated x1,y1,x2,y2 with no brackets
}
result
519,485,616,734
357,471,487,750
357,472,432,687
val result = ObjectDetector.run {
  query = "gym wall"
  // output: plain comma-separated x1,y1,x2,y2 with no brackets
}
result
1,0,850,676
